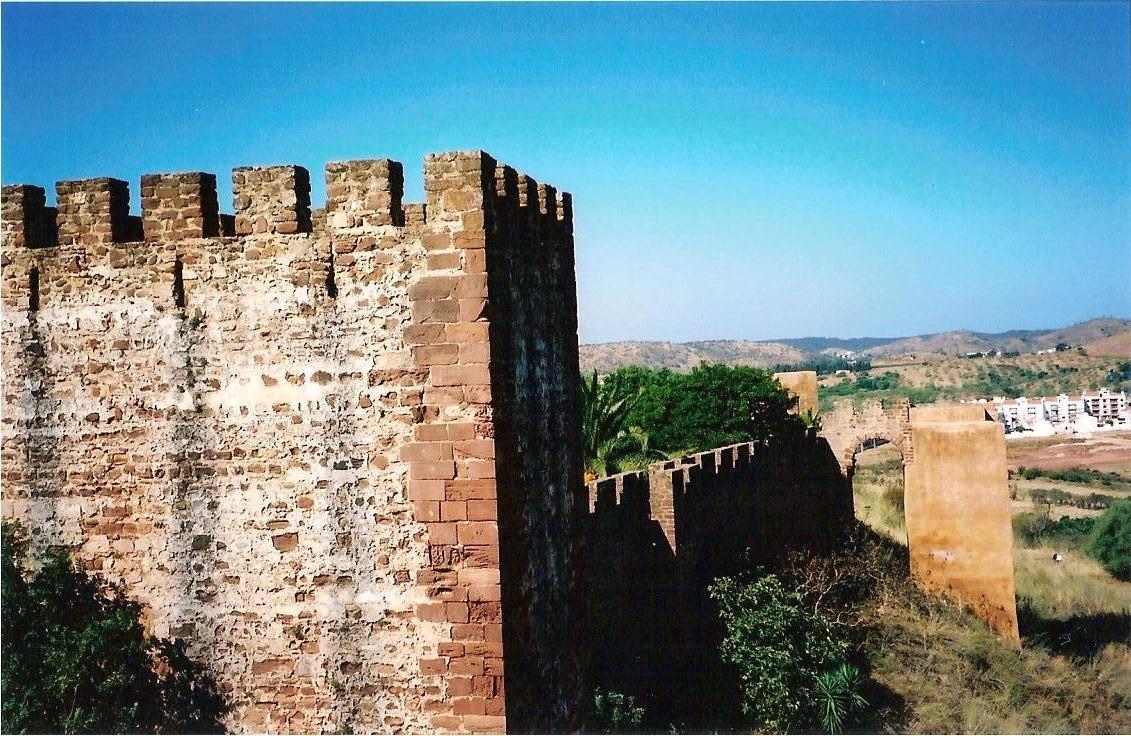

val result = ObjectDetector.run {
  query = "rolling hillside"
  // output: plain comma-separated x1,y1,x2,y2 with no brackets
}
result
580,318,1131,373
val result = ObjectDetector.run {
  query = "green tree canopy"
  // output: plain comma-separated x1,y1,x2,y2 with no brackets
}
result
1,521,226,734
1085,499,1131,581
597,362,796,456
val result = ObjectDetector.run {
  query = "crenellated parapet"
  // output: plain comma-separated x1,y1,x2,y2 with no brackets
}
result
141,172,222,241
1,150,583,734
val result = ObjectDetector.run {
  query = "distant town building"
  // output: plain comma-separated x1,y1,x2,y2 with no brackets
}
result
988,389,1128,436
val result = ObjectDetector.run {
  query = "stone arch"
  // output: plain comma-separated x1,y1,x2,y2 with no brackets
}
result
821,398,914,475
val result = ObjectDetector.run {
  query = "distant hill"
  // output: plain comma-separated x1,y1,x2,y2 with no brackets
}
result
579,318,1131,373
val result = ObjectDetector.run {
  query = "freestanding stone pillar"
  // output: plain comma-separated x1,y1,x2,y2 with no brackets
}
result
904,405,1019,642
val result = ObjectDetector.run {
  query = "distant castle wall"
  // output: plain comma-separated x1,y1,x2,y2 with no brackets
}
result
0,151,586,733
584,434,851,723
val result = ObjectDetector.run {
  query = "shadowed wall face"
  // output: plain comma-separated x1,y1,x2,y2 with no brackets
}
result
584,436,851,727
0,151,585,734
904,409,1019,641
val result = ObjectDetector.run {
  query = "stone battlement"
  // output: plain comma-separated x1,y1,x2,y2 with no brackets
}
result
1,150,585,734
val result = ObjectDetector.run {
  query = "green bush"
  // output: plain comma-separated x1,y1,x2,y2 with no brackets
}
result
1084,500,1131,581
598,363,796,455
1,521,225,734
709,571,865,733
591,688,646,734
1013,512,1096,549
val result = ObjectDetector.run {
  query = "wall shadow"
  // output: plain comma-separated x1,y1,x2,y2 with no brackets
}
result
1017,601,1131,659
583,431,852,731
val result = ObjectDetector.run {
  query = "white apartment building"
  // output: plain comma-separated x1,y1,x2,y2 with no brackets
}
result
1082,388,1128,422
992,389,1127,435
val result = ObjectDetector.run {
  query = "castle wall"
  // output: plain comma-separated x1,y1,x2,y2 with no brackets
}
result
584,435,850,725
821,400,1019,642
0,150,585,733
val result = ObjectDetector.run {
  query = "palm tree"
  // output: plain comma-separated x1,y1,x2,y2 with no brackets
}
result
580,370,666,481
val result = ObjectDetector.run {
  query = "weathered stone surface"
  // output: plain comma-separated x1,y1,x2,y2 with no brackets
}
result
773,370,818,415
1,151,585,733
822,399,1019,642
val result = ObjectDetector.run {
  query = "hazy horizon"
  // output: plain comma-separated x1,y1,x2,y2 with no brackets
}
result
3,3,1128,343
577,314,1131,346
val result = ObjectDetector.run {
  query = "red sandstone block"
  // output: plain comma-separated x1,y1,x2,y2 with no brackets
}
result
446,601,470,623
455,274,488,298
463,385,493,405
485,697,505,717
470,602,502,625
453,229,486,250
454,439,495,459
401,442,453,462
447,423,476,440
449,676,473,696
457,522,497,546
463,546,500,568
446,322,489,343
471,675,496,697
420,657,448,675
410,461,455,480
422,232,452,251
453,697,486,716
427,252,462,271
457,568,500,585
458,342,490,364
451,623,485,641
414,299,460,324
441,501,467,521
414,424,450,441
464,249,487,274
459,459,496,480
468,584,501,602
422,387,463,408
466,641,504,658
483,657,504,676
449,656,484,676
459,298,487,322
446,480,497,501
462,715,505,733
466,500,497,521
438,642,465,657
404,323,447,346
430,714,462,732
413,344,459,366
428,523,457,545
413,501,440,522
408,275,458,301
431,364,491,387
485,624,503,642
409,480,445,501
417,603,448,622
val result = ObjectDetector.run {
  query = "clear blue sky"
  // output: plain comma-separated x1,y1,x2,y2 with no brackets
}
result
3,2,1128,343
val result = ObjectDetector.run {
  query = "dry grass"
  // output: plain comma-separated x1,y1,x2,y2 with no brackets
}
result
846,446,1131,731
1014,547,1131,619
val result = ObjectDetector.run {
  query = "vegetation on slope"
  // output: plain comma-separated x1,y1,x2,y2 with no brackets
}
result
819,353,1129,410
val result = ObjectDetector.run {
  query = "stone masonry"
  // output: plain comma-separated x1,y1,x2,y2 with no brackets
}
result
822,399,1018,641
0,150,586,733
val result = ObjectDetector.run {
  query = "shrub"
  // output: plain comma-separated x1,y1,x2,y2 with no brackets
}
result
0,521,225,734
709,571,865,733
1084,500,1131,581
599,363,796,455
591,688,646,734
